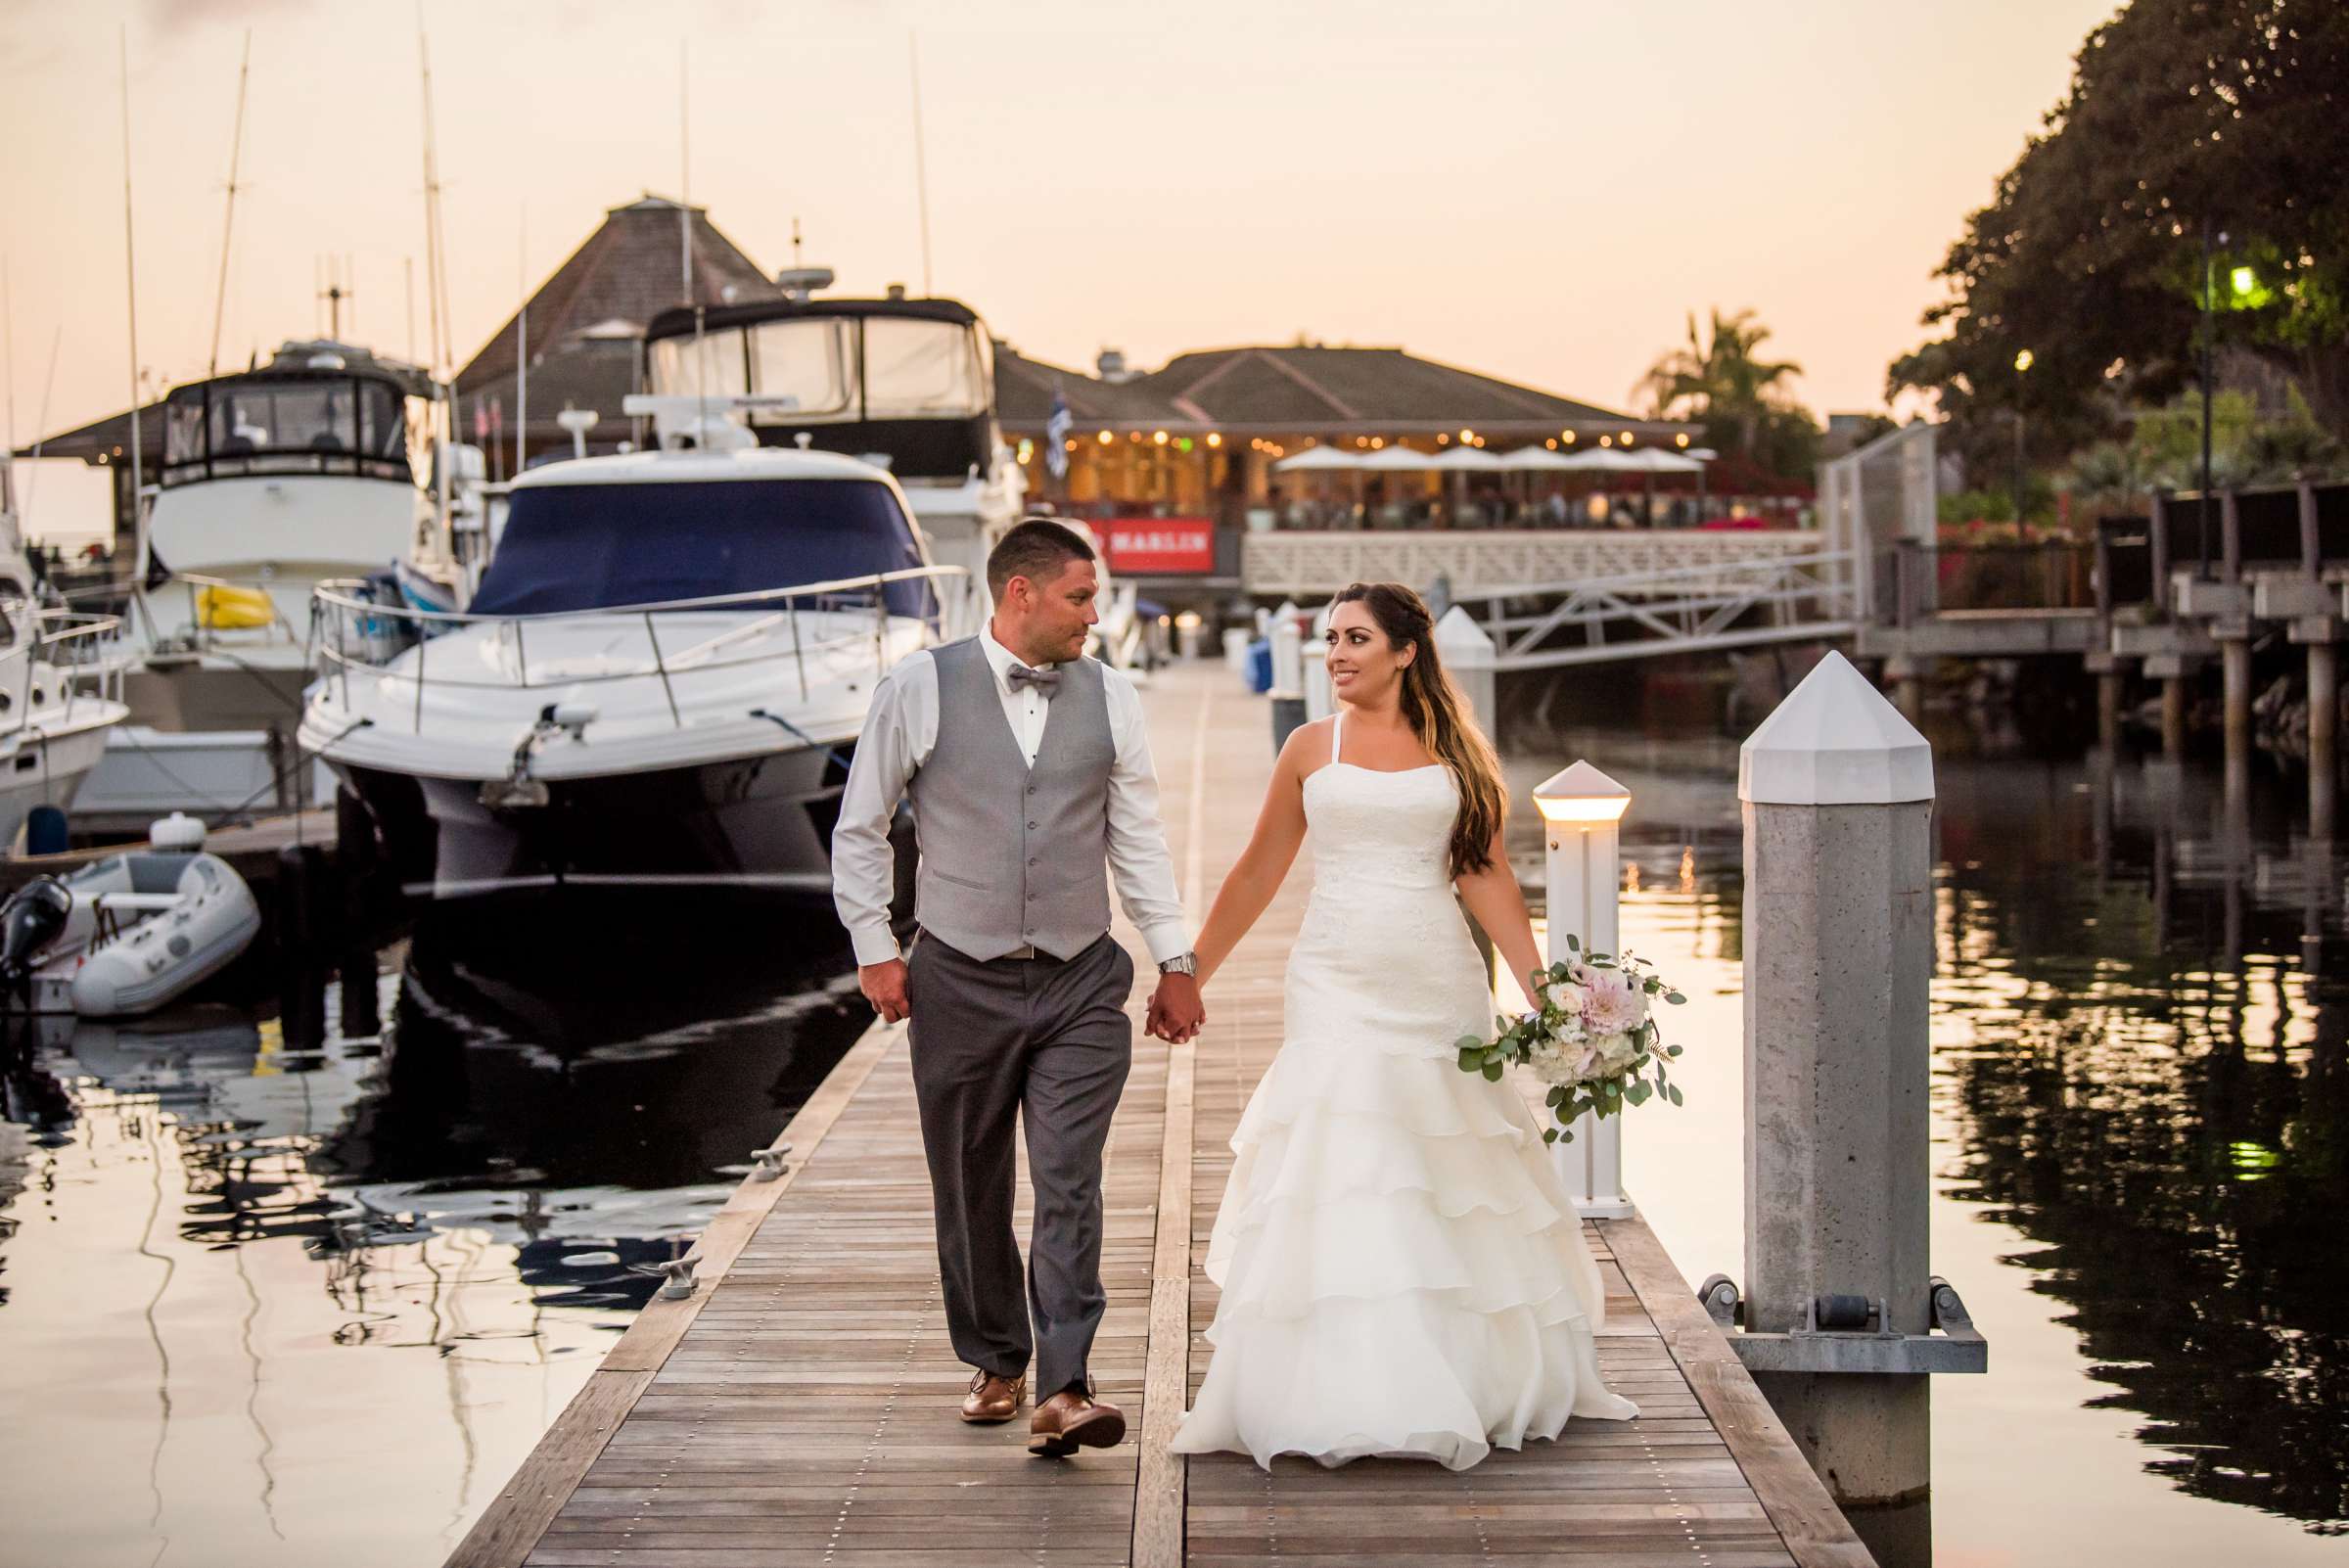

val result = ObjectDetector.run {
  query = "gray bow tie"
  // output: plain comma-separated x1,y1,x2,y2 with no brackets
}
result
1006,663,1060,695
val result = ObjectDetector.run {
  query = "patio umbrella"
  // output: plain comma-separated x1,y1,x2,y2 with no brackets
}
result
1272,445,1363,525
1497,445,1579,521
1271,446,1363,472
1429,444,1504,522
1359,444,1440,526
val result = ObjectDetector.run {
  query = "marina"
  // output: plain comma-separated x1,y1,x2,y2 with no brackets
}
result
2,4,2345,1563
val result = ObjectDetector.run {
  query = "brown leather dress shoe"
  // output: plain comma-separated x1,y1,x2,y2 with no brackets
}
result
1028,1388,1127,1456
960,1370,1026,1424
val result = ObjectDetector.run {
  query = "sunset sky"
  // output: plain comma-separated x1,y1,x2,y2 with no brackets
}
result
4,0,2119,537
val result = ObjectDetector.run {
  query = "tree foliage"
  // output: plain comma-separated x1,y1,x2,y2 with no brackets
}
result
1642,307,1821,480
1891,0,2349,448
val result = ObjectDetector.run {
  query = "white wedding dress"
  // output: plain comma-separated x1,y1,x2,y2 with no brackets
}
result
1171,714,1638,1471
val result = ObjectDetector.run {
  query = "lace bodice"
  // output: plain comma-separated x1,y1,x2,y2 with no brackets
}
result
1290,714,1489,1060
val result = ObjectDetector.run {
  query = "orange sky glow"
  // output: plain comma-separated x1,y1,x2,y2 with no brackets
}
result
3,0,2121,536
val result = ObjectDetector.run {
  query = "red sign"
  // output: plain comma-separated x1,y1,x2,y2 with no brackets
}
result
1082,517,1216,575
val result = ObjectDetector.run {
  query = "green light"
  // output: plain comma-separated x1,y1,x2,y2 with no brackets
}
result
2231,265,2257,297
1175,437,1195,454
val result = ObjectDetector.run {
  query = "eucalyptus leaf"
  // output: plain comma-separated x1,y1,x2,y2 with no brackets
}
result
1667,1084,1684,1106
1481,1060,1504,1082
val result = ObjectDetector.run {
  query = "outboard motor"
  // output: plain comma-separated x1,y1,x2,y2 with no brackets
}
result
0,877,73,994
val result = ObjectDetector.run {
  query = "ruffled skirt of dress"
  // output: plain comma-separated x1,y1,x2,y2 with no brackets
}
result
1171,912,1639,1470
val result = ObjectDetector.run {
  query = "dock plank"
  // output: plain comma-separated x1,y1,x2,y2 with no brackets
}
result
456,661,1874,1568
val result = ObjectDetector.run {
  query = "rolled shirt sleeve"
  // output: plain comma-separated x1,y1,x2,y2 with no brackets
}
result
1101,669,1193,965
830,656,934,966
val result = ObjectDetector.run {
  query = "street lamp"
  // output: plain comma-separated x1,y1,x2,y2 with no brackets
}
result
2011,348,2034,529
1533,761,1634,1218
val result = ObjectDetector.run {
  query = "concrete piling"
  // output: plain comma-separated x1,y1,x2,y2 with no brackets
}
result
1737,650,1936,1522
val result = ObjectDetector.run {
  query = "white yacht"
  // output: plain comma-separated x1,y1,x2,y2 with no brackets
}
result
0,467,131,851
70,340,441,834
637,290,1024,637
298,433,961,900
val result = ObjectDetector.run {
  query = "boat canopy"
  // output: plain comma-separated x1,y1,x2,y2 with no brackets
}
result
642,299,994,481
161,367,420,487
467,476,936,619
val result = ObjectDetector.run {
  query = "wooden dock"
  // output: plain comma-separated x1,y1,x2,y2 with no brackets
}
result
449,662,1875,1568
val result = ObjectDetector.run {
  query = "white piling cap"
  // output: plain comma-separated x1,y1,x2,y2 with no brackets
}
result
148,811,207,851
1738,651,1934,806
1432,605,1496,668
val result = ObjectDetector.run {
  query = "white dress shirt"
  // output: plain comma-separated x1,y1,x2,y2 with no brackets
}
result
832,623,1191,968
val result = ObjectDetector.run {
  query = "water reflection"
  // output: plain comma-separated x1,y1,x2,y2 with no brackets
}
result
0,899,873,1568
1517,724,2349,1558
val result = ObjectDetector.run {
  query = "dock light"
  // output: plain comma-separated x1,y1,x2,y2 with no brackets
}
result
1206,432,1222,447
2013,347,2035,373
1534,761,1631,824
1153,429,1169,445
1097,430,1113,444
2231,265,2257,298
1533,759,1633,1217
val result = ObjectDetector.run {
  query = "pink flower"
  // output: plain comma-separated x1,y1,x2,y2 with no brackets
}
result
1580,967,1647,1038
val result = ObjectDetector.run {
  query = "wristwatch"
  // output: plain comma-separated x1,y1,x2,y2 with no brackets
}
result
1158,951,1198,977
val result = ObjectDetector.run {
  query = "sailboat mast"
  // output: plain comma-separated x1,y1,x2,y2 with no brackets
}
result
677,38,692,303
118,25,144,557
909,31,933,297
207,29,252,376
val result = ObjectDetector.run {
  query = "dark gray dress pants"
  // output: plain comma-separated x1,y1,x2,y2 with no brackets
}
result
905,929,1134,1398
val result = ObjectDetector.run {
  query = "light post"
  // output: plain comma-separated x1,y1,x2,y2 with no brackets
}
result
1533,761,1634,1219
2199,217,2221,578
2010,348,2033,529
556,405,599,462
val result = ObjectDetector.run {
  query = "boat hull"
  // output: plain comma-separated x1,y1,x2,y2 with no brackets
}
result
332,739,909,904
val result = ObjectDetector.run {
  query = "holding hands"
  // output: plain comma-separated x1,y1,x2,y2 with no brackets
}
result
1147,970,1205,1043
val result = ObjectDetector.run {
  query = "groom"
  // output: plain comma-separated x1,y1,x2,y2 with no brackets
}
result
831,518,1205,1456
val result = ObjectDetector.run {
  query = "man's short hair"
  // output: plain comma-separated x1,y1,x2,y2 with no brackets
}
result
987,518,1096,602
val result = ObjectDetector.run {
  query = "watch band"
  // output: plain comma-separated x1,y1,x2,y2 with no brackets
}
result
1158,951,1198,976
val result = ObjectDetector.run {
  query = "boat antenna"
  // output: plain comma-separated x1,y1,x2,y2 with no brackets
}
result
515,204,527,480
118,23,145,563
908,30,933,297
792,216,803,268
207,28,252,376
416,4,452,379
678,37,692,304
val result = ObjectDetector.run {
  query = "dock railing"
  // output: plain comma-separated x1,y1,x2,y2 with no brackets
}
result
311,566,969,731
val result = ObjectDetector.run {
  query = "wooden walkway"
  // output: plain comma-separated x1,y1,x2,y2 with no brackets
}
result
450,663,1874,1568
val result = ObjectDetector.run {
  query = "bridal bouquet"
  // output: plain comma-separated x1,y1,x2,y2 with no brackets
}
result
1454,936,1687,1144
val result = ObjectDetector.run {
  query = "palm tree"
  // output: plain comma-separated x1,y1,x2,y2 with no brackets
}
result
1641,308,1804,460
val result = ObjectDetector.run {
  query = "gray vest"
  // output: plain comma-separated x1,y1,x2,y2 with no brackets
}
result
905,636,1116,961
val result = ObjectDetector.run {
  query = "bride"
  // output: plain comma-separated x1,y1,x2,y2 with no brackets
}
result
1170,581,1637,1471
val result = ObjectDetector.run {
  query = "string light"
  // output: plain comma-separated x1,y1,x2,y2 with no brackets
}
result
1206,432,1221,447
1096,430,1113,444
1675,433,1689,448
1599,436,1613,447
1152,429,1169,445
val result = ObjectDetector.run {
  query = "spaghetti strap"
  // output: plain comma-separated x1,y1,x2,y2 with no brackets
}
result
1330,709,1343,767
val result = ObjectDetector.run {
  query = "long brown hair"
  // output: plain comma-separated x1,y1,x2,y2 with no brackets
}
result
1329,581,1504,878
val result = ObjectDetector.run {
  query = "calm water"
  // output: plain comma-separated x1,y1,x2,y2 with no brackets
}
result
0,908,871,1567
4,732,2346,1566
1504,729,2349,1566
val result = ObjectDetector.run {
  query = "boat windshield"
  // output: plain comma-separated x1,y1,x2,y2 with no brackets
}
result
468,477,936,619
648,316,990,423
161,373,417,486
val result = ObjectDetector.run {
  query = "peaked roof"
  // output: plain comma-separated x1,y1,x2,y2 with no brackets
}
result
455,196,779,399
992,340,1671,436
